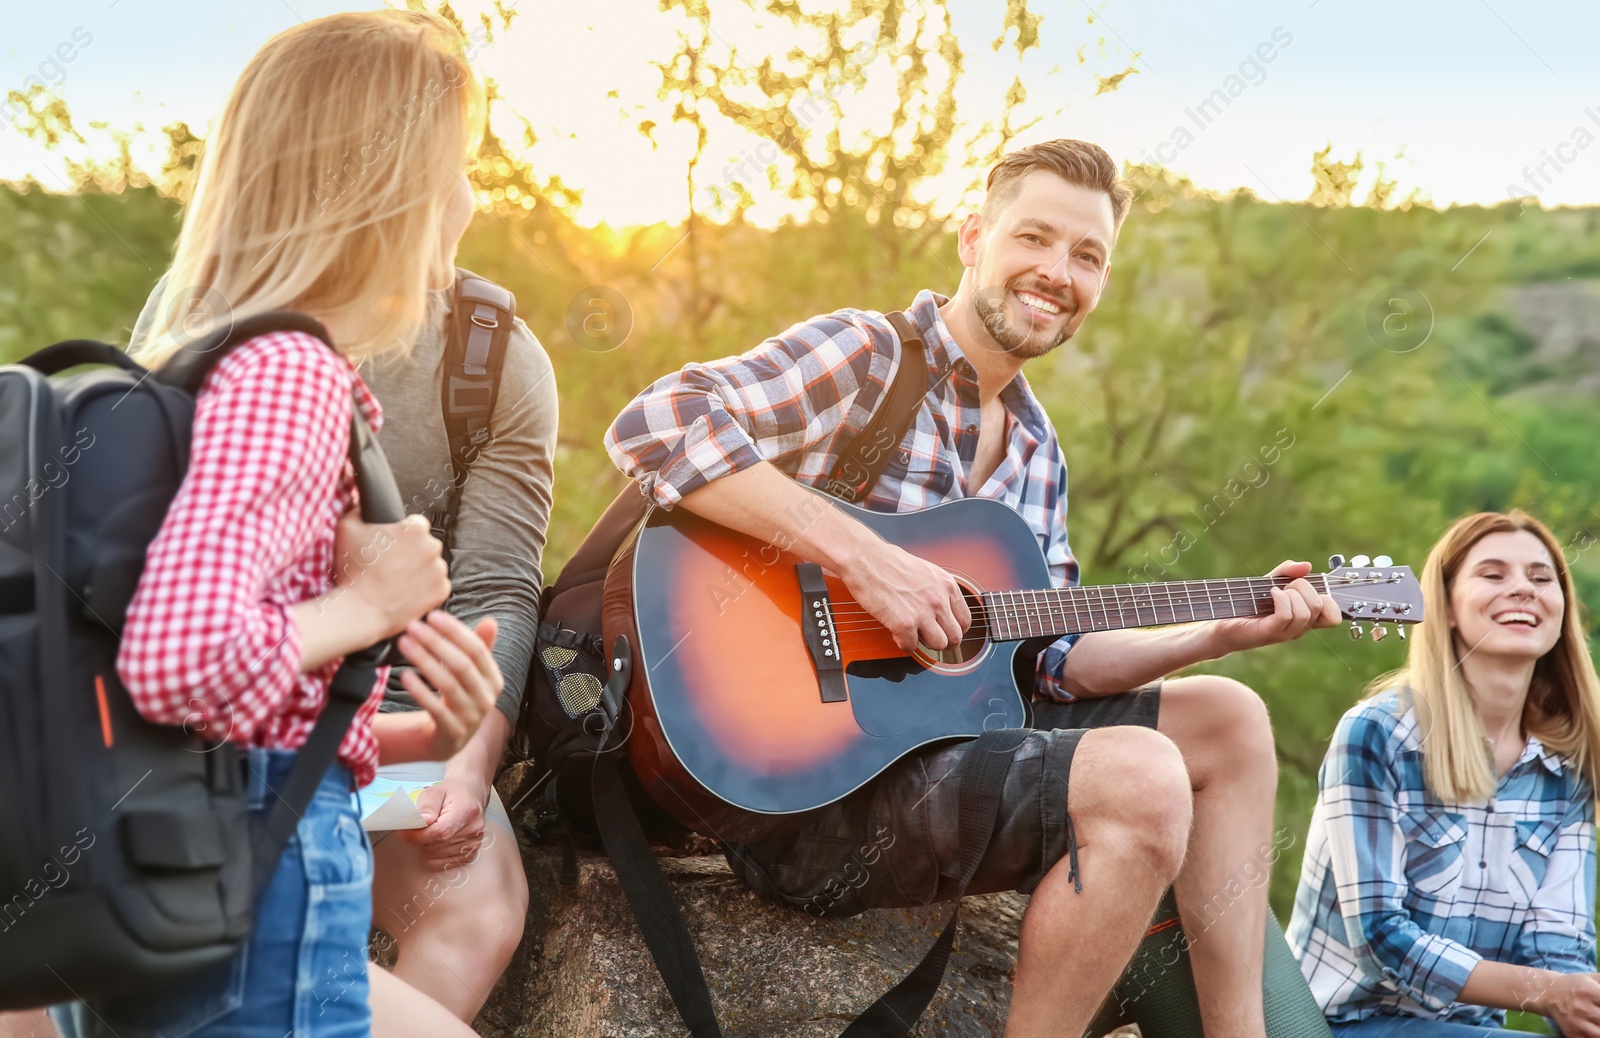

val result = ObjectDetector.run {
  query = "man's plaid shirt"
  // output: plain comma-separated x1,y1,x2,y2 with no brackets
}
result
603,289,1085,698
1287,689,1596,1026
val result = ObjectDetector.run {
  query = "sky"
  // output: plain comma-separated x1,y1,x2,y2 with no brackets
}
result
4,0,1600,227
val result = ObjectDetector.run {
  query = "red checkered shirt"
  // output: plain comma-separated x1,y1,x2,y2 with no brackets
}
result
118,331,388,785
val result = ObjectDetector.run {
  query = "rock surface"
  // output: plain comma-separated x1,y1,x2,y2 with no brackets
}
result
476,840,1032,1037
472,764,1140,1037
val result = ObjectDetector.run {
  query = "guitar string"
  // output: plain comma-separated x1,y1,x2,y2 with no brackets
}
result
817,576,1406,625
827,607,1422,636
815,573,1394,613
829,609,1423,640
819,569,1408,620
819,578,1415,636
826,612,1419,635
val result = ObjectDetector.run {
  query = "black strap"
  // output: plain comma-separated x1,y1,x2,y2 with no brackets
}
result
592,757,725,1038
841,727,1029,1036
157,311,335,394
248,352,406,893
586,635,720,1037
0,574,33,614
22,340,147,376
436,270,516,553
824,311,928,504
595,728,1027,1038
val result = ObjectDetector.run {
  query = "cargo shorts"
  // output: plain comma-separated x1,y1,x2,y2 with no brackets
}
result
722,682,1163,918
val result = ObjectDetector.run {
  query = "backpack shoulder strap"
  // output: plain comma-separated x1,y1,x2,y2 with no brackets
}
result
157,310,336,393
251,411,403,891
436,269,517,547
824,311,928,504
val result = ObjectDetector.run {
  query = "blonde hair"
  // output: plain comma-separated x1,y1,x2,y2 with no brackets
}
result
136,10,485,366
1367,510,1600,802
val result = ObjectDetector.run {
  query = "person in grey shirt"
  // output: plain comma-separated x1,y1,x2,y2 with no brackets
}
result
131,271,555,1025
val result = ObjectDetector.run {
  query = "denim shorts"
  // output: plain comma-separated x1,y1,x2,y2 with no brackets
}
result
724,683,1162,917
51,748,375,1038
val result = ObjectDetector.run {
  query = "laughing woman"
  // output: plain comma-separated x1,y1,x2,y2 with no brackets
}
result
1289,510,1600,1037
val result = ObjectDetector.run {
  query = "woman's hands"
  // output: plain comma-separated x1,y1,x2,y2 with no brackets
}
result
371,613,504,765
393,612,504,761
1538,971,1600,1038
333,512,451,643
295,512,503,763
1462,960,1600,1037
293,512,452,672
403,777,489,869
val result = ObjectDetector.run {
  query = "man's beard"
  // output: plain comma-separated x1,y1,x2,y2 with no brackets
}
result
972,278,1076,359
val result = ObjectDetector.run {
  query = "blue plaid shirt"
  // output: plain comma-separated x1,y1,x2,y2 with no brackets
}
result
1287,689,1596,1026
604,289,1084,698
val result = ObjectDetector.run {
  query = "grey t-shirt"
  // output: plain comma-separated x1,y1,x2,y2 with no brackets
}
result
130,275,556,722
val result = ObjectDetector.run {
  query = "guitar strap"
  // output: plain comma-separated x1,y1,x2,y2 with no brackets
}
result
823,311,928,503
591,756,724,1037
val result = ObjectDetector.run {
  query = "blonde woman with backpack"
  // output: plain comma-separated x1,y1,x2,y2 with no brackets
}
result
46,12,503,1038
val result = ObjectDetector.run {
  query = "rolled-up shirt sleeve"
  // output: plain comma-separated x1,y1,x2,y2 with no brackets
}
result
1323,711,1483,1009
604,311,894,507
1514,792,1597,975
117,336,352,743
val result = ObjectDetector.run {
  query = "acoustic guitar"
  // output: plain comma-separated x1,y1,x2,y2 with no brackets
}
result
602,489,1424,840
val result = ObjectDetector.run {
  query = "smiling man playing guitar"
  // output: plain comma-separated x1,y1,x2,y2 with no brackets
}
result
605,139,1341,1037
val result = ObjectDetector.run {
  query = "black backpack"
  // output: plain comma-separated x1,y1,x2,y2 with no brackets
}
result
0,314,404,1010
510,313,1032,1038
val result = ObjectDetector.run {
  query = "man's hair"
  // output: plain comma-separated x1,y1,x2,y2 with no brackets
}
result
983,139,1132,231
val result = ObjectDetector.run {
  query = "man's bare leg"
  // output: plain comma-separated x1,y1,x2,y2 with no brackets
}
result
1158,674,1278,1038
1006,726,1192,1038
370,822,529,1023
0,1012,54,1038
370,963,481,1037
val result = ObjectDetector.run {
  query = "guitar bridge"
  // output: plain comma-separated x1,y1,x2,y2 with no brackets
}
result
795,563,848,703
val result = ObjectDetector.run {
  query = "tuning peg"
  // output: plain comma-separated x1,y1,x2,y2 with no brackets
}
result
1348,622,1364,641
1328,553,1346,570
1350,554,1371,568
1396,625,1407,640
1373,554,1393,567
1371,624,1388,642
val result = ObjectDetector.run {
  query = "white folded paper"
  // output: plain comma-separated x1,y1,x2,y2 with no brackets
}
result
360,776,431,832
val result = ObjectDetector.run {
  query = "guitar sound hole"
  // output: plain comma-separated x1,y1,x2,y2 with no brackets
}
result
913,586,988,668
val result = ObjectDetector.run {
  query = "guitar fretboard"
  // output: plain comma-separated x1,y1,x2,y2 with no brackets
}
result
981,575,1332,641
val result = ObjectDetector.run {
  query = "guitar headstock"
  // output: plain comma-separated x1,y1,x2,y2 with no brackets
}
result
1323,553,1425,643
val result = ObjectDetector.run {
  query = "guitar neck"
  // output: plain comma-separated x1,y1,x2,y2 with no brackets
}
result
981,574,1332,642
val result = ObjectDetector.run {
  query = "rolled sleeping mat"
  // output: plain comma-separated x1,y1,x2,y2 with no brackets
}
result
1085,889,1331,1037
